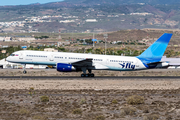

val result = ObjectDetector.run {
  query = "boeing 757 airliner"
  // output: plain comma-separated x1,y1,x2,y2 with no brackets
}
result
6,33,172,77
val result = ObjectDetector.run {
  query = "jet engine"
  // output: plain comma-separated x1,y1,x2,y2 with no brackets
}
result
56,63,76,72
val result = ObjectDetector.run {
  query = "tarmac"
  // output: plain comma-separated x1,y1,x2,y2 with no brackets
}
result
0,76,180,80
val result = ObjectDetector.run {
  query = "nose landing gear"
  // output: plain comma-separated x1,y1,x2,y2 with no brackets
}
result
23,70,27,74
23,64,27,74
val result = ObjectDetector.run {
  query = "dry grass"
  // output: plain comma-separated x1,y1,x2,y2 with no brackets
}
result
120,106,136,116
33,115,48,120
127,95,144,105
112,99,118,104
166,116,173,120
0,88,179,119
143,107,149,113
80,98,86,105
143,114,159,120
29,87,34,91
72,108,82,114
40,96,49,102
95,115,105,120
18,108,30,115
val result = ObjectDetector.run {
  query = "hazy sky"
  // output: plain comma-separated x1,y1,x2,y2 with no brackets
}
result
0,0,63,6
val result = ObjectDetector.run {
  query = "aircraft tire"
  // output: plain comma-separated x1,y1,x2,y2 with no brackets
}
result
23,70,27,74
90,74,94,77
81,74,85,77
85,74,89,77
81,74,94,77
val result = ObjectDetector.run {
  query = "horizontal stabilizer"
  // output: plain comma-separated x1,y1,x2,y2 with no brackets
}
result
147,62,161,65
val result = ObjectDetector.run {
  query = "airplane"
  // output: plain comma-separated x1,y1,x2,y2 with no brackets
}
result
6,33,172,77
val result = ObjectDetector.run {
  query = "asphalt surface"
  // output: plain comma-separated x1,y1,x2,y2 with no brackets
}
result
0,76,180,79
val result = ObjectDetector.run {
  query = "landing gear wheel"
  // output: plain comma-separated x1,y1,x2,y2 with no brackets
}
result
81,74,85,77
90,74,94,77
81,74,95,77
23,70,27,74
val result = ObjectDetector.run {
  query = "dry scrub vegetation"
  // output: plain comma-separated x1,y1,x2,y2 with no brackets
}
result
0,89,179,119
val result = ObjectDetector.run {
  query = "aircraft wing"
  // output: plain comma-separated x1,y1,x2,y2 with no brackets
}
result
71,58,93,67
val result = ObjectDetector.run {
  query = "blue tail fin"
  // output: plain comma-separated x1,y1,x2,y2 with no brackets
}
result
137,33,173,63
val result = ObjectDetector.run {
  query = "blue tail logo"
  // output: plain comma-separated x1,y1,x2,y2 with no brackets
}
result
137,33,173,66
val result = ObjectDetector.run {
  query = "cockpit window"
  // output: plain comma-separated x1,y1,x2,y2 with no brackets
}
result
10,54,15,56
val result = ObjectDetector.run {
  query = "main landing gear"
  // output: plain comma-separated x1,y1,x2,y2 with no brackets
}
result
23,64,27,74
81,68,95,77
81,73,94,77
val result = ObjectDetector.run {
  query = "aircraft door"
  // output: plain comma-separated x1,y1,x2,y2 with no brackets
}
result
63,56,68,63
106,59,109,64
19,52,23,59
50,54,54,61
134,59,138,70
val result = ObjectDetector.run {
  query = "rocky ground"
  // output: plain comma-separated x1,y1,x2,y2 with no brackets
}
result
0,69,180,120
0,89,179,120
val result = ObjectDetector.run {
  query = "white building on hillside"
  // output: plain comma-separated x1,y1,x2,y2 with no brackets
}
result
59,20,75,23
0,37,12,41
17,37,36,41
44,48,58,52
85,19,98,22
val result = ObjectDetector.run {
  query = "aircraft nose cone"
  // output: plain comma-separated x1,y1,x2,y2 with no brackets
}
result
6,57,10,61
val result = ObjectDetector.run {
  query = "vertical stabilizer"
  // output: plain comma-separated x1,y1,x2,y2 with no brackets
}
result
137,33,172,63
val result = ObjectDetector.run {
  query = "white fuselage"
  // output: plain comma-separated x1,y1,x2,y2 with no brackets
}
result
6,50,147,71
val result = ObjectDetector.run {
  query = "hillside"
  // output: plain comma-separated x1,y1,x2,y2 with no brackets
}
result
0,0,180,33
65,0,180,5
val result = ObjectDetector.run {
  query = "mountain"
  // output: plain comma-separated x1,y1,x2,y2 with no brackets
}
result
1,0,180,8
0,0,180,33
64,0,180,5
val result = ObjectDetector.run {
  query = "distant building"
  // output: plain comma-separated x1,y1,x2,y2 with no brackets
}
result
0,37,4,41
160,56,180,69
60,20,75,23
0,37,12,41
44,48,58,52
112,41,122,44
2,46,9,48
58,42,70,46
1,50,6,53
161,56,180,66
85,19,98,22
5,37,12,41
130,12,153,16
21,46,27,49
17,37,36,41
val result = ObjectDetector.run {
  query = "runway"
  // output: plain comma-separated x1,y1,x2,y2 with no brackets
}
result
0,76,180,79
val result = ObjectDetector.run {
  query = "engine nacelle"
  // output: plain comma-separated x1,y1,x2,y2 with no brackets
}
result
56,63,76,72
156,62,169,68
